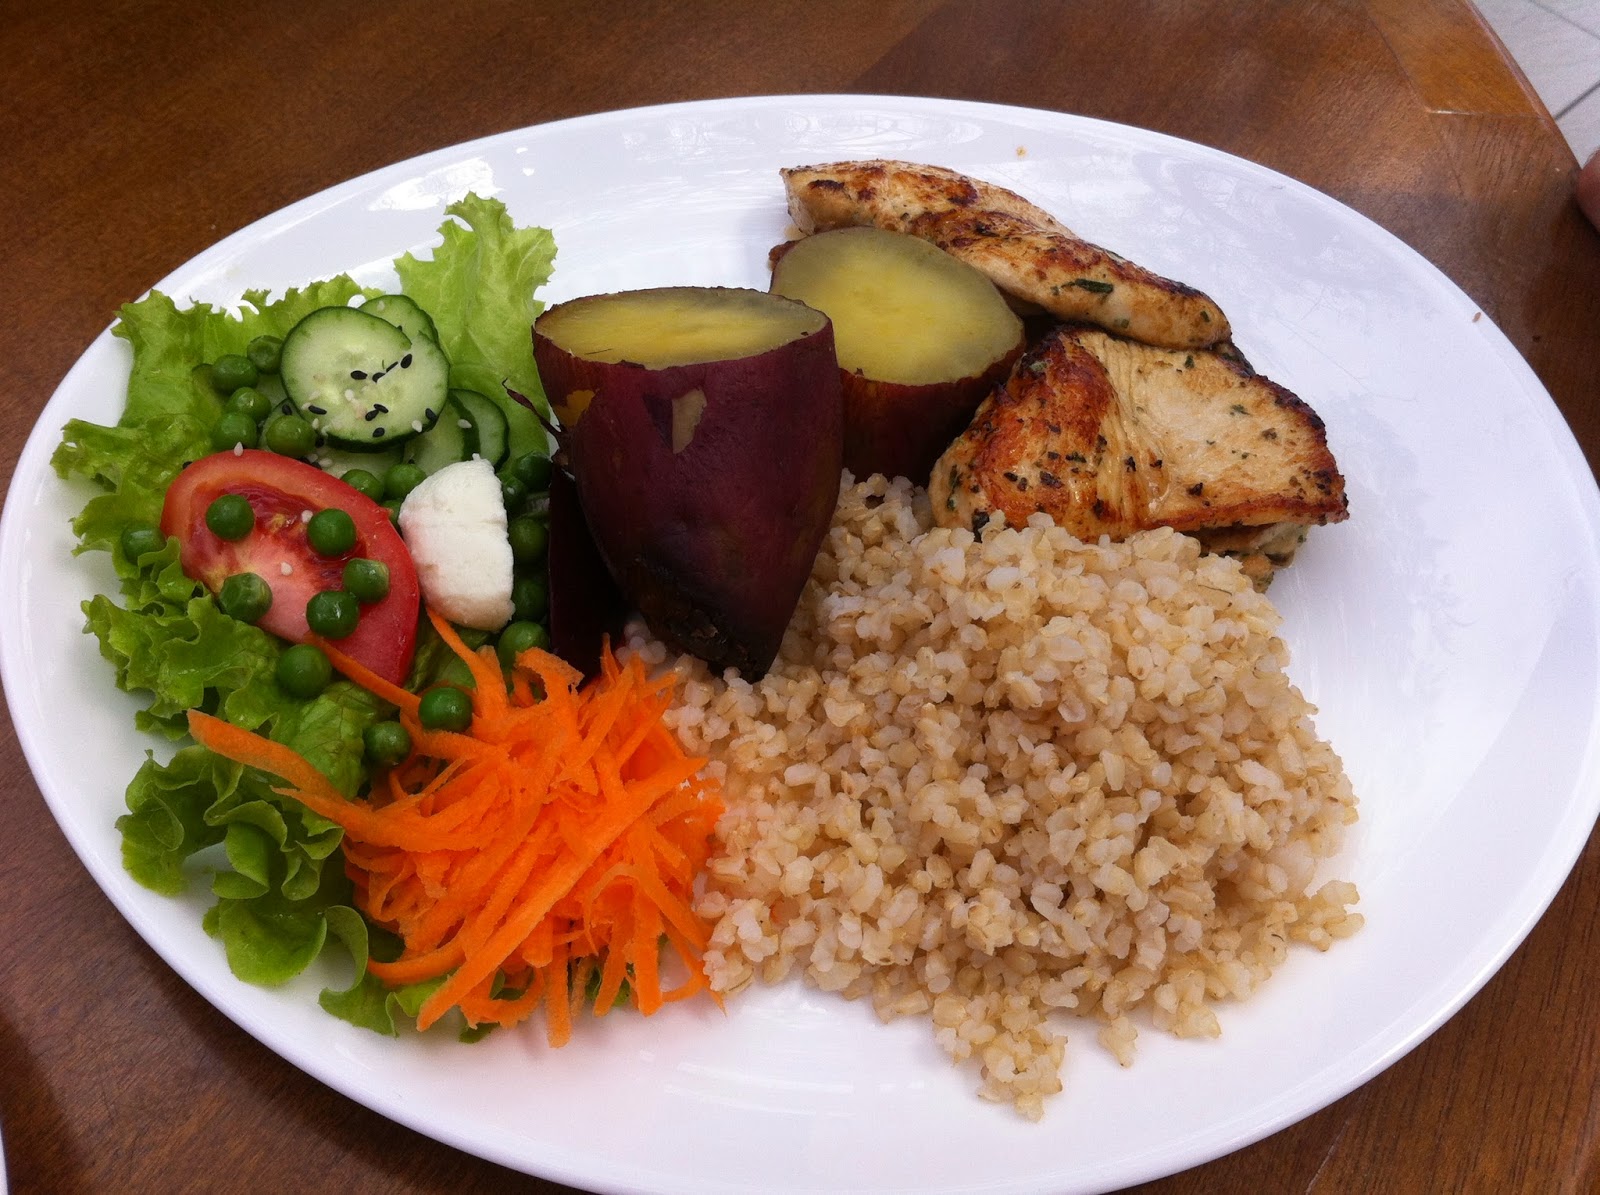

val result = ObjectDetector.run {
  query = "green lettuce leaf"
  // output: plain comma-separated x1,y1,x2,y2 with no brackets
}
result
396,192,556,459
314,906,400,1034
54,417,211,555
118,746,234,895
318,970,402,1036
203,858,353,986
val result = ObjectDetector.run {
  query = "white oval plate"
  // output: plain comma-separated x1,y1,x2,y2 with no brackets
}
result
5,96,1600,1195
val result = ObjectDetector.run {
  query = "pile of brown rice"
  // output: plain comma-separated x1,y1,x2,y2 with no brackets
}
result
627,474,1361,1120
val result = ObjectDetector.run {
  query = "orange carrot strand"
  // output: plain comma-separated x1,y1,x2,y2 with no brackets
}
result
319,639,420,716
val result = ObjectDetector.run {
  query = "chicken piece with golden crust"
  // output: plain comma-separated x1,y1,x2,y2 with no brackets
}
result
929,326,1348,584
781,159,1232,352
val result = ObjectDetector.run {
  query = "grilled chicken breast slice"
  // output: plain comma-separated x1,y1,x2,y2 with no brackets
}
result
781,159,1232,351
929,326,1347,583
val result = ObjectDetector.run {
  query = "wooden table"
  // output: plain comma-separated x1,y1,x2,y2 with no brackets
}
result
4,2,1597,1191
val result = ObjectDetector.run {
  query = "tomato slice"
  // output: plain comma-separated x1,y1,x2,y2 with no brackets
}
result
161,449,420,685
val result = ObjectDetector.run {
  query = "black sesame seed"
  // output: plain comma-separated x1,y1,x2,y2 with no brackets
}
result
372,427,386,438
364,409,380,422
400,353,412,369
373,403,388,414
351,370,367,380
307,405,327,416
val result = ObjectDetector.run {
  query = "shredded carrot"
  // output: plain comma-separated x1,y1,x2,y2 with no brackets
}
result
188,608,724,1041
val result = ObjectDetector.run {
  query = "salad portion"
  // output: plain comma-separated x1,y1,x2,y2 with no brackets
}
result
51,193,723,1039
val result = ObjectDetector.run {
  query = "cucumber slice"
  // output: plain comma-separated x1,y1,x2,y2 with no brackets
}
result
450,389,510,467
280,306,449,451
360,294,439,344
405,396,478,475
316,443,404,478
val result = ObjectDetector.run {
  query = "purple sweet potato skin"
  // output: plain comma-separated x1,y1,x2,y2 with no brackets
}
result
839,344,1021,486
534,312,843,678
546,467,629,681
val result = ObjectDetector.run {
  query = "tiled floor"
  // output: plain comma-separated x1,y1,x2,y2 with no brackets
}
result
1476,0,1600,162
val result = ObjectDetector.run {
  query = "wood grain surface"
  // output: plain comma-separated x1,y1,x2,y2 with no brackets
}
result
3,2,1598,1192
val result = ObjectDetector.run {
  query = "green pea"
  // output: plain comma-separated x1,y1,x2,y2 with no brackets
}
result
418,685,473,731
382,462,427,502
341,468,385,502
211,410,259,451
226,386,273,422
342,557,390,603
305,589,359,638
209,353,259,394
276,643,333,699
246,335,283,375
363,720,412,766
507,516,548,564
511,574,549,622
496,620,550,668
264,413,317,457
499,474,529,513
509,452,553,491
218,571,273,623
306,508,357,557
119,524,166,562
205,493,255,540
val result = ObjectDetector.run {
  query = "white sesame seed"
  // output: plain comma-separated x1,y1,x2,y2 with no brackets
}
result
411,420,423,433
280,562,293,576
232,442,244,456
458,419,472,429
300,509,313,523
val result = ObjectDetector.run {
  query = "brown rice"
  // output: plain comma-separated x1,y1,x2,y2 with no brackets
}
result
627,474,1361,1119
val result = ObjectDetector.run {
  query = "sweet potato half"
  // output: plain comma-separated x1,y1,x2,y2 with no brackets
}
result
770,226,1024,484
532,287,843,678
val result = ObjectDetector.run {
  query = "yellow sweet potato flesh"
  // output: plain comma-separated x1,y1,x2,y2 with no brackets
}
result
771,227,1022,385
535,286,828,368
